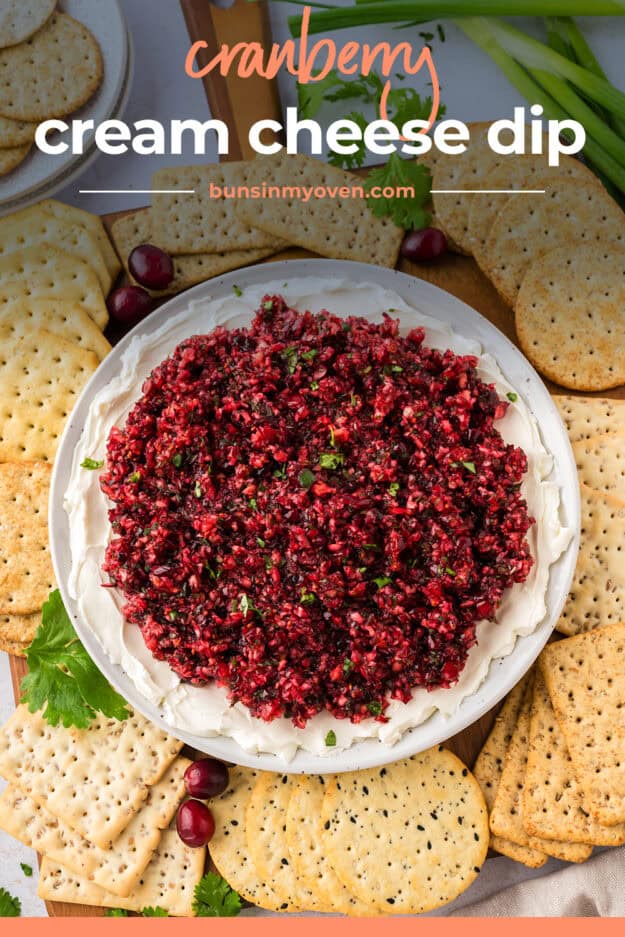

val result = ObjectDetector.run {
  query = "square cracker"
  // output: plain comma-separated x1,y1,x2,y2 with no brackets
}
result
38,829,205,917
111,209,281,296
0,244,108,329
42,200,121,282
489,681,591,863
0,299,111,362
540,622,625,827
0,705,183,849
572,434,625,502
236,153,403,268
151,163,289,255
0,462,54,615
525,670,625,847
0,611,40,654
557,486,625,636
0,329,99,463
0,204,112,295
0,758,190,897
554,395,625,444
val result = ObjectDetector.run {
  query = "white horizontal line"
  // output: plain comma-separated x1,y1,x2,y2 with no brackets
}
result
79,189,196,195
431,189,545,194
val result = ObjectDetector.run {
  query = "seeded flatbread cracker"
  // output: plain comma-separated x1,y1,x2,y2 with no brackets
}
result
0,705,183,849
236,153,403,268
554,395,625,444
484,179,625,308
472,675,546,867
322,748,489,915
286,775,377,916
0,205,112,295
42,200,121,282
38,829,205,917
0,462,54,615
0,329,99,463
468,154,600,270
0,115,36,147
0,611,39,653
246,773,326,913
525,670,625,847
0,758,190,897
540,623,625,827
151,163,289,255
516,244,625,391
0,13,103,122
572,434,625,501
0,244,108,329
111,209,280,295
208,766,298,913
557,486,625,636
0,0,56,49
0,142,31,175
0,299,111,362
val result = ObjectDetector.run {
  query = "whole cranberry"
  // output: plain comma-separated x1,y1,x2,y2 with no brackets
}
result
107,286,153,326
184,759,229,799
129,244,175,291
176,800,215,848
401,227,448,262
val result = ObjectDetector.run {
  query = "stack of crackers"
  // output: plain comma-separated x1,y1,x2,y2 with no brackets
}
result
0,704,205,916
0,3,103,175
474,622,625,868
111,153,404,294
0,198,118,656
426,122,625,391
208,747,488,916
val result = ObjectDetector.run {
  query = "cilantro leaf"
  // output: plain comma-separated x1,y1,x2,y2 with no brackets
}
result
365,154,432,230
21,590,129,729
328,111,369,170
193,873,242,918
105,910,129,918
81,458,103,470
299,469,315,489
20,864,33,878
0,888,21,917
141,907,168,917
325,730,337,747
319,452,344,471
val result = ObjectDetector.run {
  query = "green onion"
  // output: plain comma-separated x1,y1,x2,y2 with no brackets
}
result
81,457,103,470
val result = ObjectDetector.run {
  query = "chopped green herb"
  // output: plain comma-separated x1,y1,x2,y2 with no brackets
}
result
445,567,456,577
373,576,392,589
168,610,178,621
343,658,355,674
325,729,337,747
319,452,344,471
141,907,168,917
310,380,320,391
299,468,315,489
249,497,258,511
239,594,250,616
363,543,379,551
194,481,202,498
20,590,129,729
389,482,400,497
462,461,477,474
368,701,383,716
282,346,299,374
273,465,287,479
301,349,318,362
105,909,128,918
80,457,103,470
263,300,273,311
193,872,242,917
129,471,141,483
329,426,336,447
256,537,266,548
350,393,359,406
233,285,243,297
172,453,183,468
437,23,446,42
20,863,33,878
506,392,518,403
300,589,316,606
264,557,273,571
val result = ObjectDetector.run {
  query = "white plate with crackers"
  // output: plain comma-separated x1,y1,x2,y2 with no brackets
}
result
0,0,131,214
49,259,581,774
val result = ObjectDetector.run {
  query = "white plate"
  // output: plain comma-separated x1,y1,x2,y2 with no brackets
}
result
0,0,130,215
49,259,580,773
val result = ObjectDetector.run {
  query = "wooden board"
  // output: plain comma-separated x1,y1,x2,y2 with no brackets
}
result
4,0,617,917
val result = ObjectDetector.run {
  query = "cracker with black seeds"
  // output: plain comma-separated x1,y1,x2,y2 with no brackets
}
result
322,748,489,915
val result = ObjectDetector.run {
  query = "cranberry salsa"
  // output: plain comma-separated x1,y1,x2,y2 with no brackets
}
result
101,297,534,729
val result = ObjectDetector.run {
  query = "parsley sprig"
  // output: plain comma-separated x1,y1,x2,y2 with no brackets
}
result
21,590,129,729
0,888,21,917
193,872,243,917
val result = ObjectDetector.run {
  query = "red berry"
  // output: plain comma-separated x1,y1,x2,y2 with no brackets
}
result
176,800,215,848
184,759,229,799
401,227,448,262
129,244,174,290
107,286,153,326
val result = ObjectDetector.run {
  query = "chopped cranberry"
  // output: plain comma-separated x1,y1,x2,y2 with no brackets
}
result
101,298,533,728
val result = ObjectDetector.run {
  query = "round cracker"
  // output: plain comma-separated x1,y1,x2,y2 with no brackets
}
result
286,775,379,916
484,177,625,308
0,0,56,50
468,154,602,271
0,13,103,121
322,748,489,915
246,773,323,912
516,244,625,391
0,142,31,175
0,115,36,147
208,766,300,913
